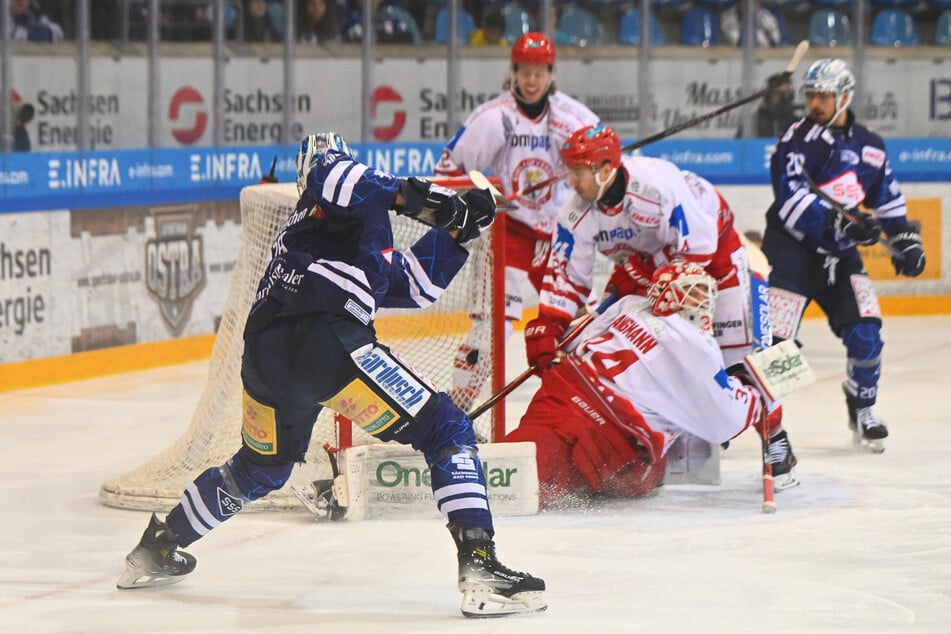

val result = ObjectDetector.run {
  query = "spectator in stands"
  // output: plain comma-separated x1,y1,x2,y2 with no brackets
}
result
741,72,800,138
9,0,64,42
721,0,789,48
470,7,507,46
342,0,419,43
10,92,34,152
162,3,213,41
244,0,282,42
299,0,341,44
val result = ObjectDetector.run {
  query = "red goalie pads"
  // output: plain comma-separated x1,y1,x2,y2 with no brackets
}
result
503,357,666,506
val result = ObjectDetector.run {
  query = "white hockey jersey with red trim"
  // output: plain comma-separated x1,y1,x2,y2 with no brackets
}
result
434,90,600,236
539,156,722,324
568,295,762,452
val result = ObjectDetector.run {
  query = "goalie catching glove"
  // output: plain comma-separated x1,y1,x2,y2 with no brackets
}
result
524,317,568,370
887,229,925,277
832,208,881,246
396,178,496,244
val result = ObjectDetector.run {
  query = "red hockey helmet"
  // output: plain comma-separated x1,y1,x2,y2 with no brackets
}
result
511,32,555,68
560,125,622,170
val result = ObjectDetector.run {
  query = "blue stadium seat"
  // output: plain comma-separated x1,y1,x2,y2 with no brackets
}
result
808,9,851,46
558,6,605,46
680,8,719,46
266,2,285,37
434,7,477,43
501,5,537,43
938,10,951,45
812,0,852,7
618,8,668,45
871,8,920,46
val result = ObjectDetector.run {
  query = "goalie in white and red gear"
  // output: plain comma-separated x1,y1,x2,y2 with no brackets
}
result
507,263,783,506
434,32,601,409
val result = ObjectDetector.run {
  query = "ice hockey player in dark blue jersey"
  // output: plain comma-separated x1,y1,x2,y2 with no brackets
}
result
762,59,926,453
116,132,546,618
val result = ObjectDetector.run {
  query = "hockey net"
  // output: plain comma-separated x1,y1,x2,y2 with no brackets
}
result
99,177,506,512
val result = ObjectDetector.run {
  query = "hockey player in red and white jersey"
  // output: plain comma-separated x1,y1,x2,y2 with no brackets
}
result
507,262,781,505
434,32,601,409
524,123,798,487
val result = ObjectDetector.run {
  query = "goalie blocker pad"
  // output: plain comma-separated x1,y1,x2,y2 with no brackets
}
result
742,339,817,404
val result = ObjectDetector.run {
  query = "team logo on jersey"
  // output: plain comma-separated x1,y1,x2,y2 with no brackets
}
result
217,487,244,516
820,171,865,208
145,207,206,335
513,158,555,210
862,146,886,169
840,149,860,166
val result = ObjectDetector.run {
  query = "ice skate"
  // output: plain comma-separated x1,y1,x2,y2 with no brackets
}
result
116,513,196,589
844,384,887,453
448,521,546,618
765,430,799,491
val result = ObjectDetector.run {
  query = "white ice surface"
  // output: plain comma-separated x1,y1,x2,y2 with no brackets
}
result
1,316,949,633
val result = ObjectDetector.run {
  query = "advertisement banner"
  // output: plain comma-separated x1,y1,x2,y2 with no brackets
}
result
7,54,951,150
0,202,241,363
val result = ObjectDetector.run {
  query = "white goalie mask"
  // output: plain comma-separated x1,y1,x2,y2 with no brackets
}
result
647,261,718,334
296,132,353,195
801,58,855,125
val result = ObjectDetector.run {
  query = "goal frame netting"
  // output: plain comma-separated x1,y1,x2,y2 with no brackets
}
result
99,177,507,512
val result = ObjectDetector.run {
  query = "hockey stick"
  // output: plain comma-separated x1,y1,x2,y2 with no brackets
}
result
464,171,518,210
467,295,617,421
797,162,903,259
505,40,811,202
261,156,278,184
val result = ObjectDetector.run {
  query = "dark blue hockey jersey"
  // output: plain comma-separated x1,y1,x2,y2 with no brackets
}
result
767,112,911,254
246,150,469,331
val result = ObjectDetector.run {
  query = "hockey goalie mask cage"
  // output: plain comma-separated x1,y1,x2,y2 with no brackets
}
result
647,261,718,335
511,32,555,69
561,125,622,171
802,58,855,121
296,132,353,195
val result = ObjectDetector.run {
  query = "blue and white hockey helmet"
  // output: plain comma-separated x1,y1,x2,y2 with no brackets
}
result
801,58,855,112
296,132,353,194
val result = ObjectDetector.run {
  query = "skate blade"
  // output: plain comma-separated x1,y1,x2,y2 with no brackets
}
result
853,432,885,454
460,590,547,618
773,470,800,491
116,567,189,590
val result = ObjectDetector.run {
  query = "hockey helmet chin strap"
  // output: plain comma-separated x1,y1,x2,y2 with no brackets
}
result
595,167,617,201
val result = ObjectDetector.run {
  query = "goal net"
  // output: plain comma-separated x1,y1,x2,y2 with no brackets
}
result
99,178,505,512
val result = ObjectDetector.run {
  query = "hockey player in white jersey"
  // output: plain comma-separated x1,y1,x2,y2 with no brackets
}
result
434,32,601,410
525,123,798,486
116,132,545,618
507,262,779,504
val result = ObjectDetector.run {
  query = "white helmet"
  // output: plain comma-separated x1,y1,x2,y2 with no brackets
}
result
647,261,718,335
801,58,855,124
296,132,352,194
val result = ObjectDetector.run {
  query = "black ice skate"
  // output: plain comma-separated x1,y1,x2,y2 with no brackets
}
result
448,521,546,618
116,513,196,590
843,383,888,453
766,430,799,491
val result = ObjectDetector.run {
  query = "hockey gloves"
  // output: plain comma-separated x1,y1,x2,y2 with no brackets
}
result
607,254,655,298
834,208,882,246
888,229,926,277
524,317,567,370
456,188,496,245
396,178,495,244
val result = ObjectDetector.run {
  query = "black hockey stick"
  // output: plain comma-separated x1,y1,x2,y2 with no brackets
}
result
467,295,617,422
261,156,278,183
505,40,811,201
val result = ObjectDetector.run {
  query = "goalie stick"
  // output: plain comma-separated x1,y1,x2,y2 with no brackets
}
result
468,295,617,421
502,40,811,202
